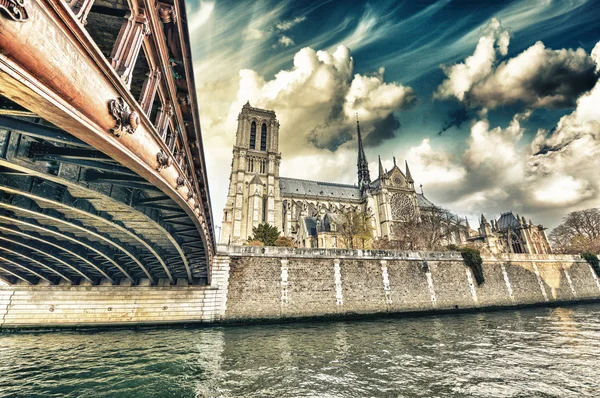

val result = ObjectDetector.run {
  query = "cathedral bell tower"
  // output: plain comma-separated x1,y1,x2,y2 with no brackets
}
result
220,102,282,245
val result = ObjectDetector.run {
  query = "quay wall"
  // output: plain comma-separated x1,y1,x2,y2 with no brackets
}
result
1,247,600,328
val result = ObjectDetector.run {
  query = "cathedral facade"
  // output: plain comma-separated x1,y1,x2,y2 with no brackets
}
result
220,103,551,254
220,103,456,248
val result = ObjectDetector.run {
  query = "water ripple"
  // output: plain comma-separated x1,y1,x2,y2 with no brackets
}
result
1,304,600,397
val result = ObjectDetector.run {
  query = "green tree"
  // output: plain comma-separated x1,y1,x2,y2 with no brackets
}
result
248,222,280,246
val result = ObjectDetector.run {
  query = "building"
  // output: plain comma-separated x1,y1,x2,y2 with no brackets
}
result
220,103,468,248
468,212,552,254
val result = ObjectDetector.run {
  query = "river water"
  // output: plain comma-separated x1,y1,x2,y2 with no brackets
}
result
1,305,599,398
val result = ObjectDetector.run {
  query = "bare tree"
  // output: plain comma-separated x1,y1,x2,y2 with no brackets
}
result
376,206,465,251
550,208,600,254
338,208,373,249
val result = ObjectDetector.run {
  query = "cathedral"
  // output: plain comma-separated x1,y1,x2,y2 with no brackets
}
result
220,102,552,254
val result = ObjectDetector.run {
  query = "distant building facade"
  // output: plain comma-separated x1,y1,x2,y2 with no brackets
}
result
220,102,467,248
468,212,552,254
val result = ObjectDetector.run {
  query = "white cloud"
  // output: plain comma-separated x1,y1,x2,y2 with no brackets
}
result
276,16,306,31
406,138,466,186
189,1,215,32
410,53,600,227
344,68,416,121
278,35,295,47
435,18,510,102
436,18,598,110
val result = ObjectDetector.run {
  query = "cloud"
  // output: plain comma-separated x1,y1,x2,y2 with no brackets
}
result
410,52,600,227
232,46,415,152
435,18,598,110
406,138,467,187
188,1,215,32
278,35,295,47
276,16,306,31
434,18,510,103
438,107,470,135
246,13,307,47
363,113,401,147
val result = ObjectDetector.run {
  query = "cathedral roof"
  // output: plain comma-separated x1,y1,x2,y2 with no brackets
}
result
280,177,361,201
497,212,521,231
416,193,435,208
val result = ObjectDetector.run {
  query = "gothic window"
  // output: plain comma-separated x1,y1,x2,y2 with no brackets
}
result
250,121,256,149
390,193,415,222
510,231,524,253
260,123,267,151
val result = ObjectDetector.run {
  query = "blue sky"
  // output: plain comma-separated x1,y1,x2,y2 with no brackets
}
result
187,0,600,229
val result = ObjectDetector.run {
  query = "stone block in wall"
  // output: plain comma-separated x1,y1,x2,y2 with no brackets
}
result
225,257,282,320
474,263,513,307
568,262,600,298
535,262,576,301
429,261,475,310
340,260,386,314
285,259,336,317
504,262,547,304
386,260,432,312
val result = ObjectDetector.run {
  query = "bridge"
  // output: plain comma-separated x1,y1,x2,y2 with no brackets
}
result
0,0,214,286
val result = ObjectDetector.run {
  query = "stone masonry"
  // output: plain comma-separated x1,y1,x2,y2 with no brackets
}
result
1,246,600,329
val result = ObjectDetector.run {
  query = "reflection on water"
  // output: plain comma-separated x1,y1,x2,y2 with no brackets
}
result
1,304,600,397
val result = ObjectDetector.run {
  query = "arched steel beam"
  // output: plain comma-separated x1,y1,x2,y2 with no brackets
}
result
0,254,54,284
0,225,116,284
0,203,156,284
0,262,35,285
0,215,137,285
0,247,69,284
0,184,180,283
0,161,196,283
0,235,95,284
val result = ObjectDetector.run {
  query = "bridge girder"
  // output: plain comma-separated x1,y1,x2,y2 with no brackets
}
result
0,0,214,286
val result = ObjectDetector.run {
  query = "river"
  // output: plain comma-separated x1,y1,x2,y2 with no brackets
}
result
1,304,599,397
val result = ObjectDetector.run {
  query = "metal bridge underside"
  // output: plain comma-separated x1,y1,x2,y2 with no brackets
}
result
0,114,208,286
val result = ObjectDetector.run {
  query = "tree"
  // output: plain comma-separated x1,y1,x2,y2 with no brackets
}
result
274,236,295,247
377,206,465,251
248,222,280,246
550,208,600,254
338,208,373,249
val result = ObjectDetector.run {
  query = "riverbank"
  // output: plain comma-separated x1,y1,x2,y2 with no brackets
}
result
2,247,600,329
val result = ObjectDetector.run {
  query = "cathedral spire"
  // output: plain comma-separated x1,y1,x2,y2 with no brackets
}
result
405,160,413,182
378,155,384,178
356,114,370,192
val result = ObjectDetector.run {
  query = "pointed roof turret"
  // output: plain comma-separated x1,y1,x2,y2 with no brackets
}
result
405,160,413,182
356,114,370,192
465,216,471,230
378,155,385,178
480,214,487,225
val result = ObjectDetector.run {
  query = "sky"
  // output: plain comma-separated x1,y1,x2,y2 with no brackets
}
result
186,0,600,231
